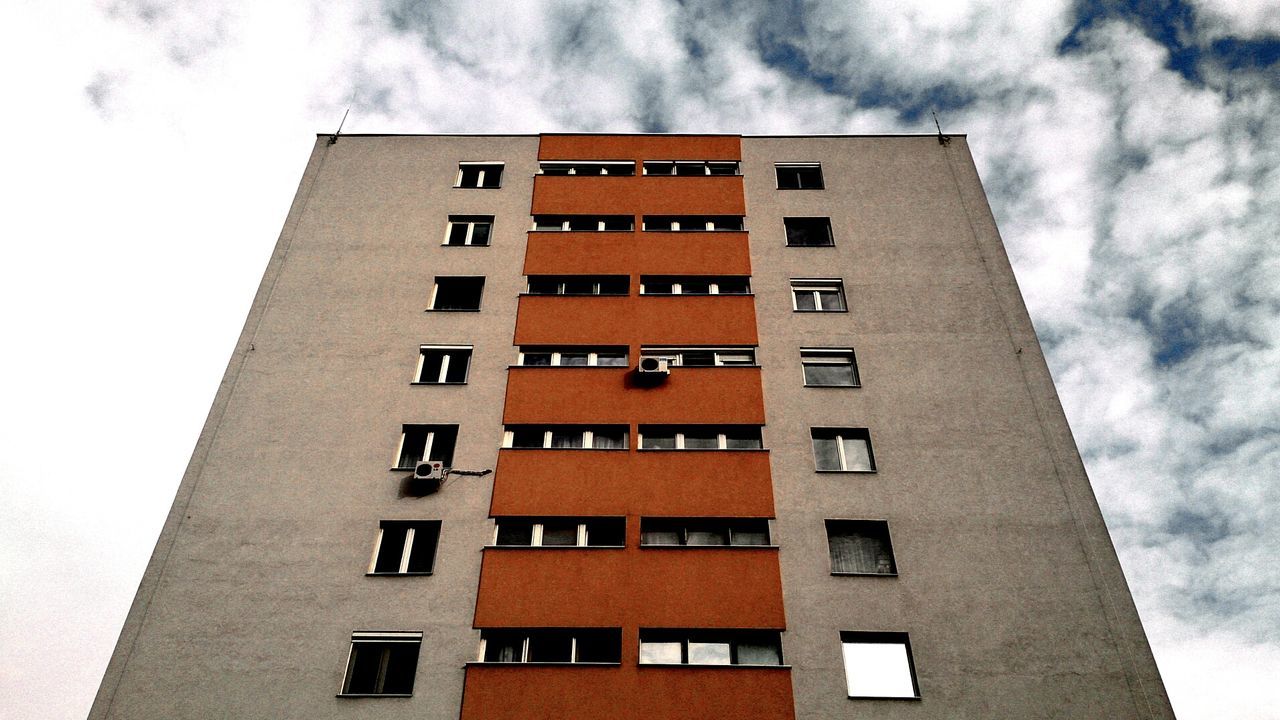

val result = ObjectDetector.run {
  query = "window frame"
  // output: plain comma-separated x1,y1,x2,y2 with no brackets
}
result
639,517,773,547
538,160,637,176
413,345,473,385
455,162,504,189
637,425,765,451
502,425,629,450
639,346,757,367
443,215,494,246
428,276,485,312
801,348,860,387
840,631,921,700
775,162,825,190
638,277,751,296
640,216,745,232
825,519,897,576
476,628,623,665
491,517,627,548
810,427,876,473
641,160,741,176
515,347,629,367
392,424,458,470
531,215,635,232
783,216,835,247
638,630,784,666
368,520,442,576
525,275,630,296
339,631,422,697
790,278,847,313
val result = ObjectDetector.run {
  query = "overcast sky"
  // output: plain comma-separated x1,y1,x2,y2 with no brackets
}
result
1,1,1278,718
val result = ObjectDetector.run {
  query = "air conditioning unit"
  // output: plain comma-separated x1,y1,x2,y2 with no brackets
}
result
414,460,446,481
638,357,670,375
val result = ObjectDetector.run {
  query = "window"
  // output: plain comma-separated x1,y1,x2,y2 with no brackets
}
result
784,217,834,247
394,424,458,469
642,216,744,231
479,629,622,664
775,163,824,189
493,517,626,547
639,631,782,666
340,632,421,696
539,161,636,176
444,215,493,246
532,215,634,231
826,520,896,575
517,346,628,367
526,276,629,296
429,277,485,311
638,425,763,450
841,632,920,699
415,345,471,384
503,425,628,450
639,276,750,295
640,518,770,546
640,347,756,367
369,521,441,575
801,348,860,387
810,428,874,472
790,279,846,312
642,160,740,176
456,162,503,188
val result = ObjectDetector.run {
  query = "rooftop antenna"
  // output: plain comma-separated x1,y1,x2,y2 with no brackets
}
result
328,107,350,146
931,110,951,146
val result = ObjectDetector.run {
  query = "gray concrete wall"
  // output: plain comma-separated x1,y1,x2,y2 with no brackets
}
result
89,135,537,720
741,136,1174,719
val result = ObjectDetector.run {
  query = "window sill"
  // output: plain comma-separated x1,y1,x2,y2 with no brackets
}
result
442,244,491,248
641,229,746,233
814,469,877,474
640,544,780,550
502,447,630,451
776,187,825,191
410,381,469,386
453,186,503,190
785,244,836,248
527,229,635,234
337,693,413,698
508,365,630,370
390,466,451,472
366,572,434,576
792,309,849,313
831,571,897,577
848,695,921,701
638,663,791,669
803,383,861,388
425,308,482,313
637,448,769,453
639,293,755,298
466,661,621,667
520,293,630,297
484,544,625,550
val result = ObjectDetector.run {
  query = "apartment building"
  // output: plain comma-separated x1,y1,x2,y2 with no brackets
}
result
89,134,1174,719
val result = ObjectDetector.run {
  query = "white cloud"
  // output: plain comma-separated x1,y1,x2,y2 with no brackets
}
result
1,1,1278,718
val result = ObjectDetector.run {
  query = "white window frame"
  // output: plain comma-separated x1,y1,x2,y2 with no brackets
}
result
428,277,484,311
811,428,875,472
790,279,846,312
368,521,440,575
393,425,456,469
455,161,505,188
341,631,423,696
538,160,636,176
414,345,472,384
531,215,634,232
641,216,744,232
800,348,859,387
516,348,628,367
840,632,920,699
491,520,597,547
501,425,627,450
641,160,741,176
640,347,756,366
775,162,824,190
638,426,762,450
638,278,748,295
443,216,493,246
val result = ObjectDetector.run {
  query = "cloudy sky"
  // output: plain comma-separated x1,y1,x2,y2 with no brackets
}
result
1,0,1278,718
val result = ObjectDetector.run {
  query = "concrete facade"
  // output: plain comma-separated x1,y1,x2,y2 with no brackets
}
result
90,134,1173,720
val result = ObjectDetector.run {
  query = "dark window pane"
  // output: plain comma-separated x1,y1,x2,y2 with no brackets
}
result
675,162,705,176
724,428,763,450
443,351,470,383
496,520,534,546
405,524,438,572
709,216,743,231
645,162,675,175
731,520,770,545
794,290,817,311
645,216,675,231
522,352,553,366
641,433,676,450
686,523,729,545
561,277,596,294
381,644,419,693
447,223,471,246
527,632,573,662
680,279,712,294
527,278,561,295
540,520,579,546
567,217,597,231
549,429,584,448
598,277,629,295
716,278,751,294
576,630,622,663
707,162,738,175
585,518,625,546
469,223,491,246
680,351,716,367
828,520,896,574
818,289,846,311
601,216,633,231
459,166,482,187
736,637,782,665
641,519,682,545
374,525,408,573
592,428,626,449
804,362,857,386
559,352,589,366
534,216,565,230
510,427,546,448
480,166,502,187
426,428,456,465
785,218,834,246
345,645,385,693
643,280,675,294
682,430,720,449
483,632,524,662
418,351,445,383
812,435,841,470
433,278,484,310
541,164,572,176
595,351,628,367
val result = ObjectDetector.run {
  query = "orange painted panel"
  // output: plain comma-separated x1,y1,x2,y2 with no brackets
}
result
461,664,794,720
531,176,746,215
490,450,775,517
503,367,764,425
474,547,784,628
514,295,758,346
539,134,741,161
523,232,752,276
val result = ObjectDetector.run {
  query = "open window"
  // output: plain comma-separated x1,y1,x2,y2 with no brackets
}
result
801,348,860,386
784,217,834,247
340,632,421,696
369,521,441,575
394,424,458,470
639,630,782,666
493,517,626,547
841,632,920,699
444,215,493,246
517,346,628,367
810,428,874,472
640,518,770,546
456,162,503,188
502,425,628,450
415,345,472,384
826,520,896,575
638,425,763,450
429,277,485,311
479,628,622,664
775,163,824,189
